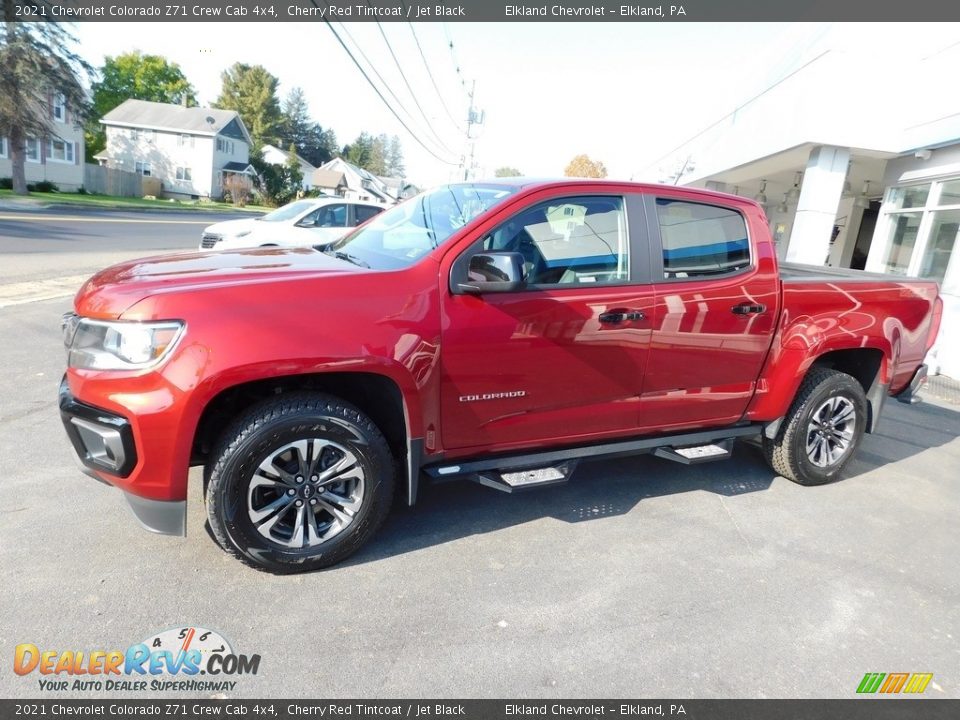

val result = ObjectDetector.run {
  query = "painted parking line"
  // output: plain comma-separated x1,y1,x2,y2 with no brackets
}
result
0,275,90,308
0,214,210,224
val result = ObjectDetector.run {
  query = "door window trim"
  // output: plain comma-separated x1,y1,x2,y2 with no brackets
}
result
644,195,754,284
450,192,652,294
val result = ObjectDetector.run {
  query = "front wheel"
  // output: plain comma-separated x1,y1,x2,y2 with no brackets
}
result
205,393,395,573
763,368,868,486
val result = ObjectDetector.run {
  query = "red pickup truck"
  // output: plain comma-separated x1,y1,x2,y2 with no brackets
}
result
60,180,942,572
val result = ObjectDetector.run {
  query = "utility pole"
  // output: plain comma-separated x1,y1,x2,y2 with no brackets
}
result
461,80,484,181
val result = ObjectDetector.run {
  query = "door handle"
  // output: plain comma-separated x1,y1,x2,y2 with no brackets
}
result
599,309,645,324
731,303,766,315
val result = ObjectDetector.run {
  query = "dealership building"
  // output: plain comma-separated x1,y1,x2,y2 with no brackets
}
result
670,31,960,379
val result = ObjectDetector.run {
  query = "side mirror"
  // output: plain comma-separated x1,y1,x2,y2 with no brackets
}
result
458,252,526,294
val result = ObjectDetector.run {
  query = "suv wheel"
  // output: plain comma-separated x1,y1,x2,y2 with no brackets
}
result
206,392,394,573
763,368,868,486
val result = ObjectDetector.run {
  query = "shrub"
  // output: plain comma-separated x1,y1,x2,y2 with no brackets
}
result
27,181,59,193
223,173,254,208
0,178,12,190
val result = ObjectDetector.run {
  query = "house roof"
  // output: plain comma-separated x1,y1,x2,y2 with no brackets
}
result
222,161,256,174
101,99,252,144
312,169,347,188
261,143,316,173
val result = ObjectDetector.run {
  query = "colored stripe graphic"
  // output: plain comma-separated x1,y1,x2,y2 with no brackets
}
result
857,673,885,693
903,673,933,693
880,673,910,693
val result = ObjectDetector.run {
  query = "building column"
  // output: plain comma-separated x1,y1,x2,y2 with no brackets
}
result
785,146,850,265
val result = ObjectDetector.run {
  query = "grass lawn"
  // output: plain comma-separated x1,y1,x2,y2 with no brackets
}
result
0,189,268,213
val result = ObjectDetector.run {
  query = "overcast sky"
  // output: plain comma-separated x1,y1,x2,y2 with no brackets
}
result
71,22,959,186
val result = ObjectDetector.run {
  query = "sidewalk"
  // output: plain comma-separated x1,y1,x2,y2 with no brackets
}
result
926,373,960,405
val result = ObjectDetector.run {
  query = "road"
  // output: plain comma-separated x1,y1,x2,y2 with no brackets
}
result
1,208,958,699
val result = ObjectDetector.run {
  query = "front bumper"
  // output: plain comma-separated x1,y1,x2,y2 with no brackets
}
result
59,377,186,536
896,364,928,405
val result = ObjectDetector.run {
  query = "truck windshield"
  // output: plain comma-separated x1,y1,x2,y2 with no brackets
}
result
326,184,519,270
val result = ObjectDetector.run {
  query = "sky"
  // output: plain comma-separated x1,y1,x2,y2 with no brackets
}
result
70,21,960,187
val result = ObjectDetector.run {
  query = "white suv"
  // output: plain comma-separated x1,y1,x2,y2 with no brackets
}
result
200,198,385,251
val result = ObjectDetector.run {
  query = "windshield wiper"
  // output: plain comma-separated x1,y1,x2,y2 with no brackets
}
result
329,249,370,268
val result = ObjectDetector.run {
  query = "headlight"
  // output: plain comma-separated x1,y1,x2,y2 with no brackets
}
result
62,314,184,370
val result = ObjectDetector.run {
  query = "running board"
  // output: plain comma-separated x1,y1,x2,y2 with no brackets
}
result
425,424,762,487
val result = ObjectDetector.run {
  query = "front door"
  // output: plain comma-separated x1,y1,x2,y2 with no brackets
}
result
639,194,780,432
439,193,656,452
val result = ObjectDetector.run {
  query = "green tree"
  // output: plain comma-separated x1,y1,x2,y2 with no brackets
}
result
214,63,281,150
564,154,608,179
344,132,374,170
86,51,196,161
368,134,388,176
495,166,522,177
0,6,91,194
385,135,405,177
279,87,337,168
285,142,303,192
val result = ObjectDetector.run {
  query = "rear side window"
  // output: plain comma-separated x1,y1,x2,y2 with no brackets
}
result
354,205,383,224
656,199,750,279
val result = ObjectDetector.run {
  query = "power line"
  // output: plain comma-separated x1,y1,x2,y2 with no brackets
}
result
319,15,458,165
442,22,470,101
403,14,467,134
368,13,459,156
638,49,832,176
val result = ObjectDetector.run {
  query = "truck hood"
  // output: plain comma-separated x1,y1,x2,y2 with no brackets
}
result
76,247,361,318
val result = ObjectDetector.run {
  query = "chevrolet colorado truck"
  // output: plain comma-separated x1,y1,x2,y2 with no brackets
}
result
60,180,942,572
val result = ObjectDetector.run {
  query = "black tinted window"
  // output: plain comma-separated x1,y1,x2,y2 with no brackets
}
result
656,199,750,279
354,205,383,224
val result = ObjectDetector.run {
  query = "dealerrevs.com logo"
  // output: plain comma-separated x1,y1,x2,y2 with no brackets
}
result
14,626,260,693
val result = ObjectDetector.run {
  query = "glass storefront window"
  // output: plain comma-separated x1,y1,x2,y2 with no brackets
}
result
880,213,922,274
889,184,930,210
938,180,960,207
918,209,960,289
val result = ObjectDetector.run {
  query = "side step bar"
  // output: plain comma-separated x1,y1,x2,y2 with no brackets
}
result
424,424,763,491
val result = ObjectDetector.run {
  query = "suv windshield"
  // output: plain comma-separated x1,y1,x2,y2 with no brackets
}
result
326,184,519,270
260,200,317,223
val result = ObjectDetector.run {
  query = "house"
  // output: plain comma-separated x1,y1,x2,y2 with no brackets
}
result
311,158,396,205
95,99,255,200
377,175,421,201
661,33,960,378
0,92,85,191
259,144,316,191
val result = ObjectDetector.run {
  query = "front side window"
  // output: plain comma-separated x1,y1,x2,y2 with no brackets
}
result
176,167,192,182
656,199,750,279
470,195,629,286
306,204,348,228
328,183,519,271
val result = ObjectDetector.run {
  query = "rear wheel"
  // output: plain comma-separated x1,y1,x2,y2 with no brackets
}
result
763,368,867,485
205,392,394,573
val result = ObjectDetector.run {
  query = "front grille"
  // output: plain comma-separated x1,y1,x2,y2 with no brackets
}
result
201,233,222,249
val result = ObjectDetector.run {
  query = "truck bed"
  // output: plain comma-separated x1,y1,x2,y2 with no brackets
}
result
779,261,922,283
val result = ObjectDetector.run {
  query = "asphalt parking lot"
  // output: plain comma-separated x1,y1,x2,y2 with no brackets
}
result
1,207,958,699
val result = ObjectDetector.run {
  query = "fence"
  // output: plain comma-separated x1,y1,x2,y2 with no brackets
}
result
83,164,144,197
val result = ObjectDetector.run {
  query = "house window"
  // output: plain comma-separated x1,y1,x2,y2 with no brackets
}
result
130,128,139,140
48,139,75,163
216,138,234,154
135,161,152,177
176,167,192,182
25,138,40,163
0,137,7,158
53,94,65,122
872,177,960,294
144,129,154,143
178,134,193,148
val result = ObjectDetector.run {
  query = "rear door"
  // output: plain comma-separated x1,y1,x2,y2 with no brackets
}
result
638,193,780,431
439,191,656,452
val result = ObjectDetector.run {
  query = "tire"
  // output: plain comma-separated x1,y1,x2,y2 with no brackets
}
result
763,368,868,486
205,392,395,573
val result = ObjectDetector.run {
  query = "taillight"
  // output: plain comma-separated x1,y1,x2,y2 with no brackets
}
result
926,296,943,353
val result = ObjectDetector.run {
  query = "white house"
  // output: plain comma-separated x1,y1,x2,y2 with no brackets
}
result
311,158,396,205
95,99,255,200
657,28,960,379
0,92,85,191
259,144,316,191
